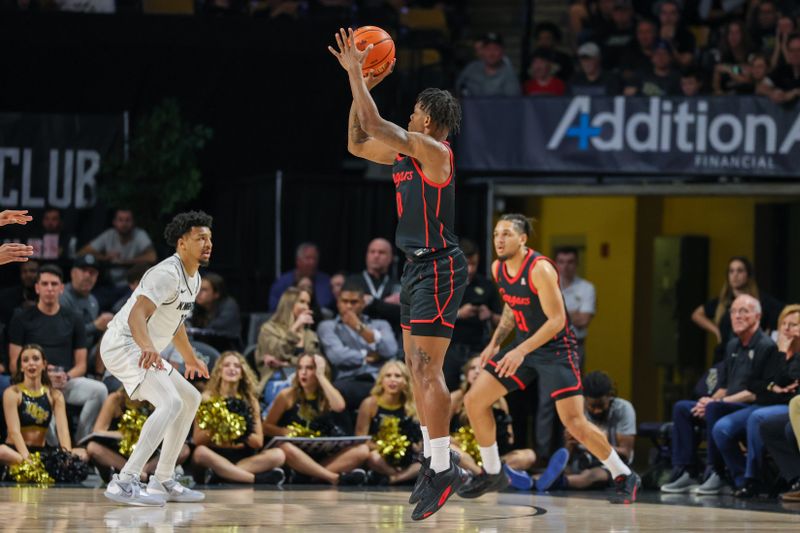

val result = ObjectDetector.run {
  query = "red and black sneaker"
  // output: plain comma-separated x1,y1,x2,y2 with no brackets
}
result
411,458,468,521
609,472,641,504
409,449,461,504
457,465,510,499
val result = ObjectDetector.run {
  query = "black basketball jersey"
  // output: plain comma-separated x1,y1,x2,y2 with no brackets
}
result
492,248,577,355
392,142,458,256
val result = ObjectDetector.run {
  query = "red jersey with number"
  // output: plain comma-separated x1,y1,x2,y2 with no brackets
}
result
392,141,458,256
492,248,577,356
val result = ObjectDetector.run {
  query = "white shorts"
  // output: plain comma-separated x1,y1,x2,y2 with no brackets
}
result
100,329,172,398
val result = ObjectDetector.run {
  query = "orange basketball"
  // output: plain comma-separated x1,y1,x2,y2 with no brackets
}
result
354,26,395,76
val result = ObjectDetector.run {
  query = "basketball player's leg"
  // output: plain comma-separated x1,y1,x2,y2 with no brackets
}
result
153,370,201,482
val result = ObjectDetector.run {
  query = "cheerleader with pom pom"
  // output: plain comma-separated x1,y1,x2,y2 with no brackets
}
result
355,361,422,485
0,344,88,483
450,356,536,486
85,389,191,482
263,354,370,485
191,351,286,484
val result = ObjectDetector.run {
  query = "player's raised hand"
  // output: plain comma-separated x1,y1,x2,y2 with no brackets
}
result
328,27,372,74
0,243,34,265
365,58,396,90
0,210,33,227
478,342,500,368
184,358,209,380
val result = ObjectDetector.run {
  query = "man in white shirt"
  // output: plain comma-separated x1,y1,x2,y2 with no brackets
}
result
555,247,596,369
100,211,211,507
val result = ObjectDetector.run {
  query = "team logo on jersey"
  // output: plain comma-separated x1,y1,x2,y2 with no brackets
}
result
392,170,414,188
177,301,194,311
502,293,531,306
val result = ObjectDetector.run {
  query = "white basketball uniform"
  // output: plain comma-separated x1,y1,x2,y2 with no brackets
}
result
101,254,201,397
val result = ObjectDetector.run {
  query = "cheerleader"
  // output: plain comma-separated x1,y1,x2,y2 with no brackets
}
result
355,361,422,485
191,351,286,484
450,356,536,486
0,344,88,482
85,389,191,482
263,354,369,485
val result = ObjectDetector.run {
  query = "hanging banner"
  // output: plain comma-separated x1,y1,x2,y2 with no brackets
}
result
458,96,800,176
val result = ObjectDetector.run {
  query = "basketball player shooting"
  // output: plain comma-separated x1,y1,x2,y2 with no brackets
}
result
459,214,641,503
329,28,469,520
100,211,212,506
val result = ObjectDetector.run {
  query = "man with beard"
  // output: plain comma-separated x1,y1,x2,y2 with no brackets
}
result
347,238,401,334
100,211,210,506
534,371,637,492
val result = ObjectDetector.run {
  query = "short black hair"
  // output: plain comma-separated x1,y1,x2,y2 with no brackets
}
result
583,371,614,398
164,210,213,247
417,88,462,135
340,281,365,296
680,66,702,80
460,238,478,258
534,21,562,42
499,213,533,237
126,263,150,284
554,246,579,260
36,264,63,283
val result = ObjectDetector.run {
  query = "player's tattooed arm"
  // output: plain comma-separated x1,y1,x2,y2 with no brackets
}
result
348,102,370,145
492,304,516,344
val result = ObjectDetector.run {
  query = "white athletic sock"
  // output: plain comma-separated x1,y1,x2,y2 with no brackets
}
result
421,426,431,459
601,449,631,479
479,442,502,475
429,436,451,473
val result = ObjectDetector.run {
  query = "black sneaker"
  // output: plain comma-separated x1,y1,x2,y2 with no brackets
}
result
339,468,367,486
409,450,460,504
411,459,468,521
457,466,510,499
609,472,641,504
254,468,285,485
367,470,390,486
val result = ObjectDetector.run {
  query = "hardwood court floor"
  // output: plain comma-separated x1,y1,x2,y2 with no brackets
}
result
1,485,798,532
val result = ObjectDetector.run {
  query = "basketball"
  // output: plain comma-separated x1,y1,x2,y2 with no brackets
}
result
354,25,395,76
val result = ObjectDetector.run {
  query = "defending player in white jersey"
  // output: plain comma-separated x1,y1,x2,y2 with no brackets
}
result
100,211,212,506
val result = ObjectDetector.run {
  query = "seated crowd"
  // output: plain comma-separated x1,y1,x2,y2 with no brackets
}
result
0,211,797,502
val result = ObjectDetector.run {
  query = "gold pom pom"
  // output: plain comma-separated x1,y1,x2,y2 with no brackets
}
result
118,408,149,457
452,425,482,466
286,422,321,438
374,416,411,466
9,452,54,484
197,398,248,446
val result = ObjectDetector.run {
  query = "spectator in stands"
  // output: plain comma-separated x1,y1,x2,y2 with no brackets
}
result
714,304,800,498
619,18,659,84
443,238,502,391
737,53,777,95
0,344,87,473
692,256,782,364
456,32,521,97
192,351,286,484
657,0,696,67
624,39,681,96
79,209,156,288
268,242,333,312
188,272,242,351
771,15,796,68
111,264,149,314
570,0,617,47
680,66,706,95
346,238,401,334
769,32,800,104
596,0,636,70
7,264,107,442
536,371,636,492
294,274,332,322
524,49,567,95
569,42,623,98
711,20,755,94
60,254,113,349
556,247,596,369
355,360,422,485
748,0,779,54
760,400,800,501
330,270,347,302
0,259,38,329
661,295,778,495
256,287,319,393
318,282,398,410
263,354,370,485
532,22,575,81
27,208,75,266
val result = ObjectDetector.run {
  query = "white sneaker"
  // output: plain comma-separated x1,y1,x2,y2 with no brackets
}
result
694,472,728,495
104,474,165,507
148,476,206,502
660,471,700,493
